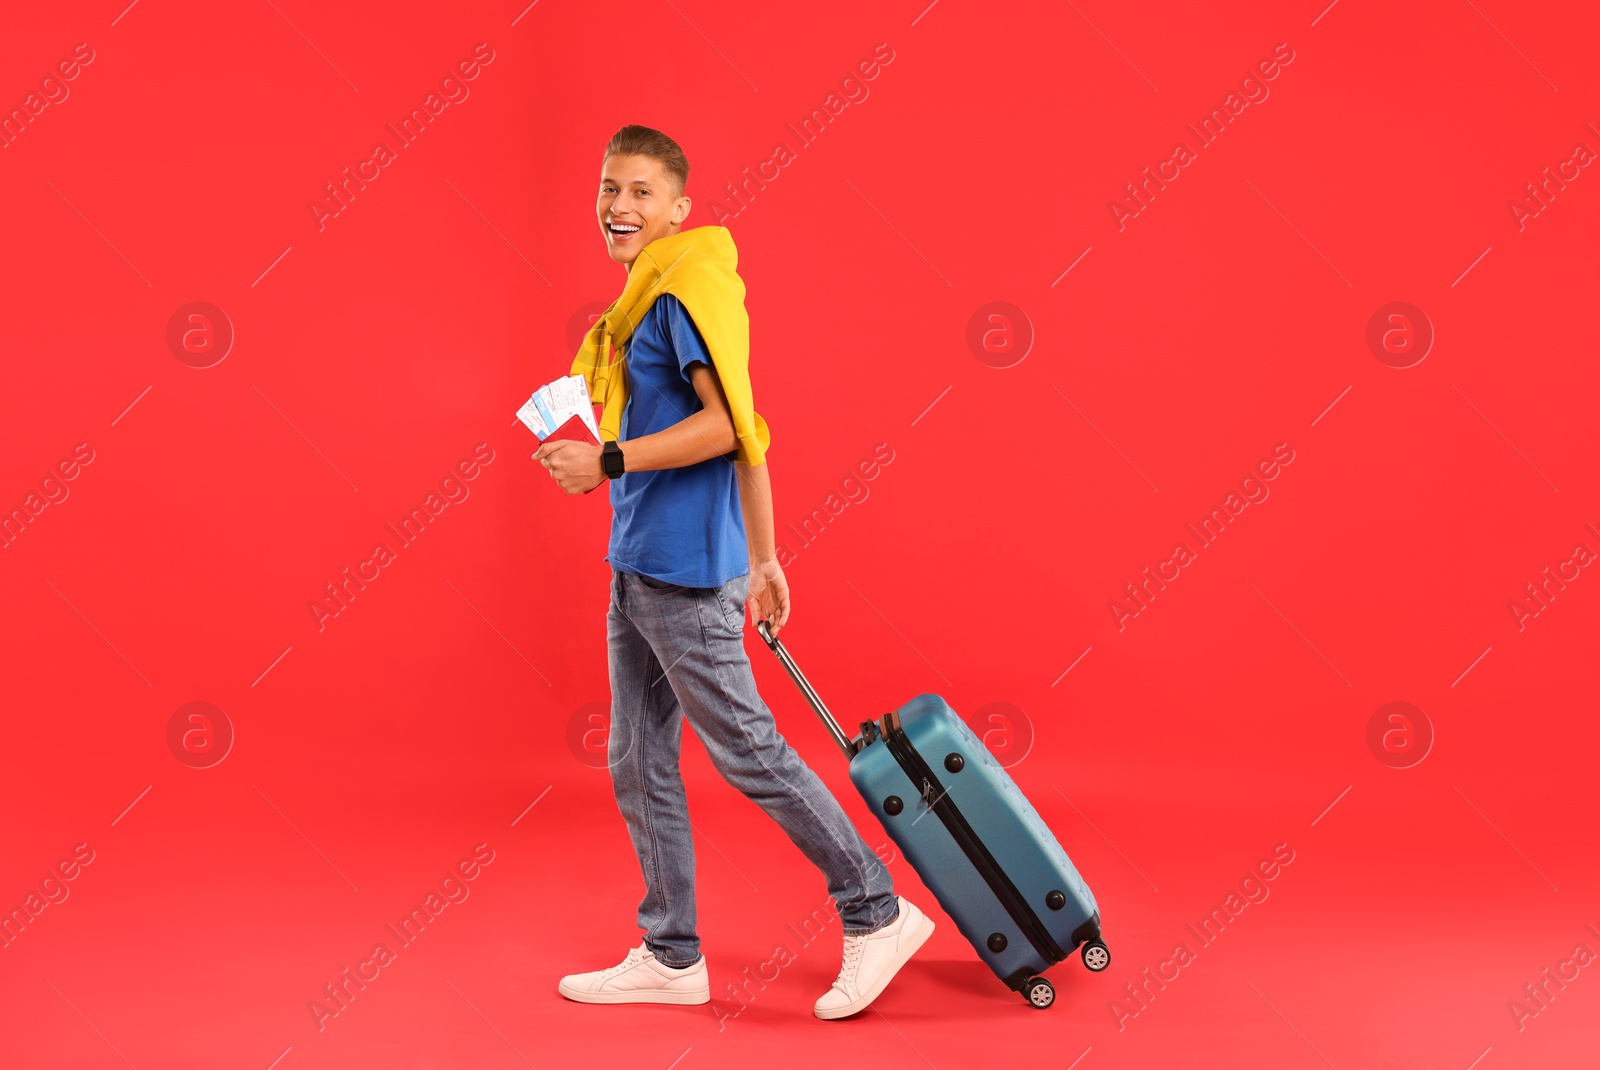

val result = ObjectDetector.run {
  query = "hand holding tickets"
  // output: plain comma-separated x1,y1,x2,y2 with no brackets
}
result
517,374,602,443
519,374,606,495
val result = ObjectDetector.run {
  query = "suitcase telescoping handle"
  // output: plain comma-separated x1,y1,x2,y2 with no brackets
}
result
756,620,857,761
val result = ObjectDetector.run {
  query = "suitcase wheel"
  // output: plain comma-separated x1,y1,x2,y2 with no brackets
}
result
1024,977,1055,1009
1081,941,1111,972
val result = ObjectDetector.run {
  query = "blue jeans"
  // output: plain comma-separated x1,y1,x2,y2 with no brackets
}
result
606,567,899,968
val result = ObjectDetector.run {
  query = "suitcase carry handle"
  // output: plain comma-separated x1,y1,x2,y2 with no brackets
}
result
756,619,857,761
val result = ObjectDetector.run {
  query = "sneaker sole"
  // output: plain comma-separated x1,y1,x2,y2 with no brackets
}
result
814,909,936,1020
558,980,711,1005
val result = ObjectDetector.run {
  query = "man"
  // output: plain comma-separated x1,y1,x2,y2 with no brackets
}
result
537,125,932,1020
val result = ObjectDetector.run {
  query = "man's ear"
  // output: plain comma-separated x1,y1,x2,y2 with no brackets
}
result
674,196,692,225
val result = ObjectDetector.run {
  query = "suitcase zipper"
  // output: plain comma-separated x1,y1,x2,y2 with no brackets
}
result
880,710,1066,966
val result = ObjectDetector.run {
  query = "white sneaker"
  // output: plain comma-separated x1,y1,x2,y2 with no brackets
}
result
557,942,711,1005
814,897,934,1020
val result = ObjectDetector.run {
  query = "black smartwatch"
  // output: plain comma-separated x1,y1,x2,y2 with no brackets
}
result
601,441,626,480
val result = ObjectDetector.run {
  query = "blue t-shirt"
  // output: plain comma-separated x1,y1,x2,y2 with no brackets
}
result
605,293,749,587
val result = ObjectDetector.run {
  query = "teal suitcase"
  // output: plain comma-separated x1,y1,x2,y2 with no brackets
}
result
758,622,1109,1008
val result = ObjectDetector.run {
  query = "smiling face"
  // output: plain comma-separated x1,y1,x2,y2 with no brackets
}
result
597,153,691,268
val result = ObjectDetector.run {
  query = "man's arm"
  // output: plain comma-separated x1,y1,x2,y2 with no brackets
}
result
533,352,792,629
737,457,791,633
533,362,735,492
735,459,776,564
637,362,790,629
618,362,737,471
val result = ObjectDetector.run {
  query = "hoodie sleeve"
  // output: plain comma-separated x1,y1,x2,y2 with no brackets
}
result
741,412,770,465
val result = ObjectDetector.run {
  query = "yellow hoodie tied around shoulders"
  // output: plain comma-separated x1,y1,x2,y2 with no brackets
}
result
569,226,771,466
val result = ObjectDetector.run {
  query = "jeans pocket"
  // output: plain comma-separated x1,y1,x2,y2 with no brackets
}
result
634,572,687,593
713,575,750,635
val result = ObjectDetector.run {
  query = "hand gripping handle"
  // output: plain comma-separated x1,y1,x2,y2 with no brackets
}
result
756,620,856,761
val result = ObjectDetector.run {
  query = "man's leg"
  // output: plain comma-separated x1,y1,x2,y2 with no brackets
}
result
605,568,702,968
628,570,898,935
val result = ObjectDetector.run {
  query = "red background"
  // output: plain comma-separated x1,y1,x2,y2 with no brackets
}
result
2,1,1597,1067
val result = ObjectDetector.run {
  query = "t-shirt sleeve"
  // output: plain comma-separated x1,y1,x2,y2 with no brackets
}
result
661,294,714,380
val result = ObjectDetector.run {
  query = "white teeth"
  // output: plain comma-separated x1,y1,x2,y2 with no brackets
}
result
610,223,640,233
